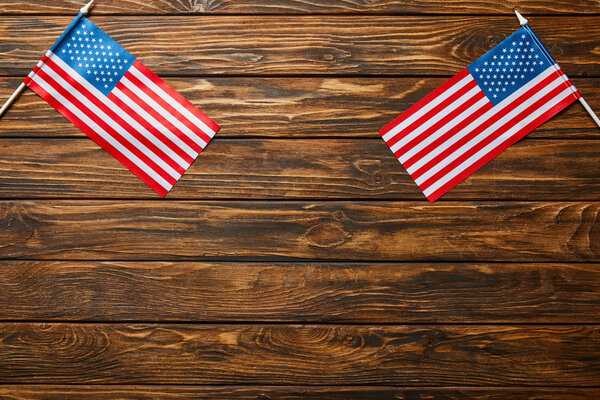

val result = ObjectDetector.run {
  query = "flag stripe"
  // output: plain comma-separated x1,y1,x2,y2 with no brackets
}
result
382,72,473,142
424,88,576,201
120,76,207,149
125,70,213,146
400,96,492,168
388,80,480,152
49,54,193,170
112,83,204,155
380,68,470,139
396,90,488,162
133,61,220,136
420,82,570,193
414,68,564,186
27,73,172,196
129,63,217,138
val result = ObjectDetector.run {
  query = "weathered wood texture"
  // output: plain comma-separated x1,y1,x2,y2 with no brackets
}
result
1,386,600,400
1,139,599,200
1,261,599,323
0,17,599,76
0,324,598,385
1,201,599,261
0,0,599,14
1,77,598,139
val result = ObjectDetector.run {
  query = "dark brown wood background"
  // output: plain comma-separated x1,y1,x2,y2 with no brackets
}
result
0,1,599,399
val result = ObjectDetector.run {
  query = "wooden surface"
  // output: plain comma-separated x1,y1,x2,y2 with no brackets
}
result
0,1,599,399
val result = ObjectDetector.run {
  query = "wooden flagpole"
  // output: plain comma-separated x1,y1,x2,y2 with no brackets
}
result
0,0,96,118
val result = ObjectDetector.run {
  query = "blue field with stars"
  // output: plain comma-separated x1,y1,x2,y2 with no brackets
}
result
467,27,554,105
54,17,136,96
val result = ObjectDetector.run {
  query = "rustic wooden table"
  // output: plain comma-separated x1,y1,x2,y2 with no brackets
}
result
0,1,599,399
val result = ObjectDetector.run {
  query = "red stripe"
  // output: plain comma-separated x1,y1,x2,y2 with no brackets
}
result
133,60,220,134
401,99,493,171
386,78,478,149
410,71,560,182
418,81,572,195
114,81,204,154
44,58,186,176
394,90,487,160
27,76,168,197
36,67,177,187
380,68,470,137
107,91,196,166
124,70,213,145
425,93,577,202
23,55,50,86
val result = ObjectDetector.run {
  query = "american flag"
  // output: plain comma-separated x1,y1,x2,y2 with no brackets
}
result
24,16,220,197
380,26,580,202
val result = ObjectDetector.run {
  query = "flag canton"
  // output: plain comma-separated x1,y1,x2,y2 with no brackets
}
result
467,27,550,105
55,17,136,96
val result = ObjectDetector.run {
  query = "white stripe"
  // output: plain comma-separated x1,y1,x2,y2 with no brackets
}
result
423,88,573,197
409,65,558,178
30,73,173,191
400,96,489,165
49,53,193,168
129,65,216,138
40,62,181,181
390,85,481,154
415,70,563,186
382,74,474,142
121,76,208,149
111,87,198,160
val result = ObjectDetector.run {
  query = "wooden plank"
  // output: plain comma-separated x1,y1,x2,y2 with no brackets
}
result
0,0,599,15
0,16,599,76
1,201,598,261
0,77,598,139
0,139,599,200
1,261,599,323
1,386,599,400
0,323,598,385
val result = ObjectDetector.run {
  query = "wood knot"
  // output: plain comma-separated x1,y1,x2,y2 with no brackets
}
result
306,222,349,248
353,159,381,176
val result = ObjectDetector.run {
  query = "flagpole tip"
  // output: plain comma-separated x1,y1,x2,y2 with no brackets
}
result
80,0,95,14
514,9,528,26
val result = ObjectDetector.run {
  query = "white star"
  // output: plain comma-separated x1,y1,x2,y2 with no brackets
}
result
62,49,66,53
87,70,91,74
539,60,544,65
105,84,109,88
67,43,71,47
503,48,507,53
78,63,83,67
530,68,534,72
502,88,506,92
512,81,516,85
493,94,497,98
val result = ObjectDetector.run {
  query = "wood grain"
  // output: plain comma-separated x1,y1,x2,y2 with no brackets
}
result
0,16,599,76
1,77,598,139
0,323,598,385
1,201,599,261
1,261,599,323
0,0,598,15
1,386,600,400
0,139,599,200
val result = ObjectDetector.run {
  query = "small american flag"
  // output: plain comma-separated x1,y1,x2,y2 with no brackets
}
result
380,26,580,202
24,16,220,197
